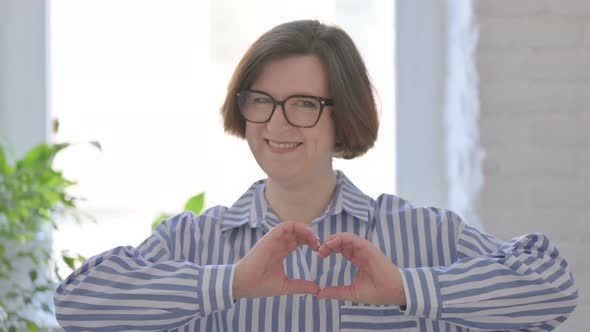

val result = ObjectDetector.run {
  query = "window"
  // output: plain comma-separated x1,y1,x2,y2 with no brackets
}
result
50,0,395,258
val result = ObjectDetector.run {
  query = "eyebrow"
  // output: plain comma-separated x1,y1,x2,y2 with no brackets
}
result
248,89,331,99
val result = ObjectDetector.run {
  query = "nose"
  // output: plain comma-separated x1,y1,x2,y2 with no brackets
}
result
266,104,292,132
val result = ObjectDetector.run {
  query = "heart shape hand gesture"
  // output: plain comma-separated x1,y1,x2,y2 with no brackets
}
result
232,222,322,299
233,222,407,306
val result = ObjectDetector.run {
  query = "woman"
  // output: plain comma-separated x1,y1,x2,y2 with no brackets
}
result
54,20,578,331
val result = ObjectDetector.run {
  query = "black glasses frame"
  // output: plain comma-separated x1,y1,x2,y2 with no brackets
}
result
237,89,334,128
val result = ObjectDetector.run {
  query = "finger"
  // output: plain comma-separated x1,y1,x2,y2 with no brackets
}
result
325,231,356,243
251,231,287,261
319,233,368,261
318,234,348,258
317,285,355,301
326,240,343,254
342,242,354,261
274,222,308,247
324,236,347,252
325,233,338,242
339,238,374,267
290,237,300,251
330,234,371,254
320,243,364,267
296,238,306,247
269,235,298,260
264,223,289,247
318,244,333,259
282,279,320,296
290,223,320,250
273,221,304,238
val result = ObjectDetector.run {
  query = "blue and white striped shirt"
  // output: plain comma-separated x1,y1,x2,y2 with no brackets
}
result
55,171,578,331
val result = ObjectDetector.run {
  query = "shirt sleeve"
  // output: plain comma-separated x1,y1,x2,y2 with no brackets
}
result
398,209,578,331
53,211,236,331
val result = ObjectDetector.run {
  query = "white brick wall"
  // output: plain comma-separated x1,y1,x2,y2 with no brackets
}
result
546,0,590,17
479,17,583,50
475,0,590,330
476,0,546,18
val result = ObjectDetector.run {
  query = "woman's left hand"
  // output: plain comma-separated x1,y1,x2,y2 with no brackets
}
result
317,233,407,306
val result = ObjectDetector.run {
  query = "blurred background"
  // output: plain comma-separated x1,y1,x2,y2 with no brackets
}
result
0,0,588,330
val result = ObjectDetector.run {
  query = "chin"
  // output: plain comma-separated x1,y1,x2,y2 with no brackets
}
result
261,164,303,182
264,168,298,181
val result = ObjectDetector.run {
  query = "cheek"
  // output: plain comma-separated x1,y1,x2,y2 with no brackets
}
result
309,128,336,154
244,125,257,150
321,119,337,150
244,123,256,140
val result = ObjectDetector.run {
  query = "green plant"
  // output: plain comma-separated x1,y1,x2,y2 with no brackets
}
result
0,141,97,331
151,192,205,231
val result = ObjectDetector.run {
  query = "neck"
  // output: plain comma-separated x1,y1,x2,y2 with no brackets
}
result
264,169,338,225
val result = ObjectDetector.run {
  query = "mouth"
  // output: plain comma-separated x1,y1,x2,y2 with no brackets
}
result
265,139,302,152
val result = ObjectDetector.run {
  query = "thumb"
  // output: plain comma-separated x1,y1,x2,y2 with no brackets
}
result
317,286,355,301
282,279,320,296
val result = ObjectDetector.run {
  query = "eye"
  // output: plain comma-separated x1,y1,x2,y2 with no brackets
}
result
291,99,318,109
253,97,273,104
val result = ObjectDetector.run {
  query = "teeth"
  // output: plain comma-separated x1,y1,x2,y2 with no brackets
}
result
268,140,299,149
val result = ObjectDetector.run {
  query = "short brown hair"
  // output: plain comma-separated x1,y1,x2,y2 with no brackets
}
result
221,20,379,159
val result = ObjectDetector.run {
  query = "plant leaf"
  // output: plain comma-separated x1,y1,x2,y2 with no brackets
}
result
29,269,38,283
41,303,53,314
151,213,171,232
0,145,13,174
34,286,51,293
88,140,103,152
184,192,205,215
26,320,39,332
53,117,60,134
63,255,75,270
5,291,18,299
19,144,52,168
54,263,64,282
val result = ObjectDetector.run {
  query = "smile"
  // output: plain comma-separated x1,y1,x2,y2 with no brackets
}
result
266,139,302,150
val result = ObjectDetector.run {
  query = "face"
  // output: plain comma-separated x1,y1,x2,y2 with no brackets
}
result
245,55,336,184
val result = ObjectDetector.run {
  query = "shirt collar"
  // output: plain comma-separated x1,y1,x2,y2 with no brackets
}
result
220,170,374,232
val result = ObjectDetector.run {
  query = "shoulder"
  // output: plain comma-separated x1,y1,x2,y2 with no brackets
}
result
373,193,465,230
156,205,230,237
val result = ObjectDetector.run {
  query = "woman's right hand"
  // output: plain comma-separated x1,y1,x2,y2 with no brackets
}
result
232,221,321,300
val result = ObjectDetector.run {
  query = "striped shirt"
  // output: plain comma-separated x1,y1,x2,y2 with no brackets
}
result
54,171,578,331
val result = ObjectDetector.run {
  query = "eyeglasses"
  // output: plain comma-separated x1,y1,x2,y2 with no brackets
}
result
237,89,334,128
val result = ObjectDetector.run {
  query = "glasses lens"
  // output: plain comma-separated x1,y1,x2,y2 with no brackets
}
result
284,97,321,127
237,91,274,122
